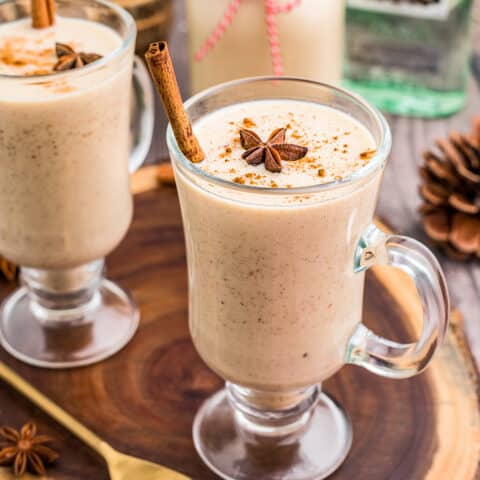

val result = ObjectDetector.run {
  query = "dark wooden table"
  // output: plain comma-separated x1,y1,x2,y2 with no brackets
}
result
149,0,480,366
1,189,478,480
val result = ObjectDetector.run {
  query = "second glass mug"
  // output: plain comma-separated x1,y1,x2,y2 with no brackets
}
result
0,0,154,368
168,78,449,480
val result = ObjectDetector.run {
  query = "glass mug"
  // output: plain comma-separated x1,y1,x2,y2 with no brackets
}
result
167,78,449,480
0,0,154,368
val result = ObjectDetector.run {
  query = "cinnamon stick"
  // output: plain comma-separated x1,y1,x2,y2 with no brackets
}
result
145,42,205,163
130,164,175,195
0,256,17,283
157,162,175,184
31,0,55,28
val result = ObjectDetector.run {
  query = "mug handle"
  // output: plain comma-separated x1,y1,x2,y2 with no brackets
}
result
129,56,155,173
346,224,450,379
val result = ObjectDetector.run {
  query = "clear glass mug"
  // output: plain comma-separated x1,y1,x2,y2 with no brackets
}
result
167,78,449,480
0,0,154,368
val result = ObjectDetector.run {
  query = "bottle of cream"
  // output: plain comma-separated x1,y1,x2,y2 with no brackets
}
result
186,0,346,93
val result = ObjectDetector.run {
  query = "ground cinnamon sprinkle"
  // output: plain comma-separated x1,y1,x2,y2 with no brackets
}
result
291,194,313,203
26,68,50,76
0,37,55,75
219,145,233,159
360,149,377,161
47,81,76,94
197,104,377,188
242,117,256,128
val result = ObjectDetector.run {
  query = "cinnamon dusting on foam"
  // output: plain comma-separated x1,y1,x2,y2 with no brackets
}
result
0,17,121,99
0,34,56,76
193,100,377,189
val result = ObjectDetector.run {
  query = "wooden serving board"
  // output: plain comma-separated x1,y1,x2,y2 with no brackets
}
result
0,170,479,480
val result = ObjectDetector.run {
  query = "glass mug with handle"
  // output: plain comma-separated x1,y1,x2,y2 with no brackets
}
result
167,77,449,480
0,0,154,368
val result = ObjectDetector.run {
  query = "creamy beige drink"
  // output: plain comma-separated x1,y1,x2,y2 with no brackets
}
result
0,17,132,269
178,82,448,480
174,99,381,391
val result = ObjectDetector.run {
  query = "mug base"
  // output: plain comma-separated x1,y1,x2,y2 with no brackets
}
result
193,388,352,480
0,279,139,369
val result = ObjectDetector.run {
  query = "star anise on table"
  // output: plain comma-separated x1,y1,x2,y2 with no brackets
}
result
239,127,308,173
53,42,103,71
0,422,59,477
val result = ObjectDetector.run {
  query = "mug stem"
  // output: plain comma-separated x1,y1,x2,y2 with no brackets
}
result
22,260,104,326
226,382,320,437
193,383,352,480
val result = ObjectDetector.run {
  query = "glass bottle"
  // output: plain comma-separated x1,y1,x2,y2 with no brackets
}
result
344,0,475,117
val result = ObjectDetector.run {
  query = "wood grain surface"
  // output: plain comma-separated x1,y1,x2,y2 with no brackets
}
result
0,183,478,480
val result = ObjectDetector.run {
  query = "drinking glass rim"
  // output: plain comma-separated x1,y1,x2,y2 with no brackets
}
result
167,76,392,196
0,0,136,81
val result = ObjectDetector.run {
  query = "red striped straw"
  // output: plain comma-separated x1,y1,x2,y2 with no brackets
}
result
194,0,302,77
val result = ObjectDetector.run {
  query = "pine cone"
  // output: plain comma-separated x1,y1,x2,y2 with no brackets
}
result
419,117,480,261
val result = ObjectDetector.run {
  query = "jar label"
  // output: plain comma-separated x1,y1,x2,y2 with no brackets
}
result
347,0,462,20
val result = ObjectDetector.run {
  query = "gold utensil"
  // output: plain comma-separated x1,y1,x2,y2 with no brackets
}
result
0,361,190,480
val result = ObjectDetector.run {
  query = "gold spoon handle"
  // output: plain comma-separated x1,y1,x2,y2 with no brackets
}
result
0,361,104,453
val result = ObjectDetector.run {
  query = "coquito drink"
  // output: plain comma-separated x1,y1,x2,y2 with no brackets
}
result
174,99,380,391
0,1,149,369
0,17,132,269
168,78,448,480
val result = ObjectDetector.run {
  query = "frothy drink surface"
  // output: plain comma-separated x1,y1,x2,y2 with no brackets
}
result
0,18,132,269
0,17,119,77
194,100,376,188
175,100,382,393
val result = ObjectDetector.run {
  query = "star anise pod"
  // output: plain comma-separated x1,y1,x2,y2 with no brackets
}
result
53,42,103,72
239,127,308,173
0,422,59,477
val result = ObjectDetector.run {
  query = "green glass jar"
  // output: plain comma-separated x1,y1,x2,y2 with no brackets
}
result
344,0,475,117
